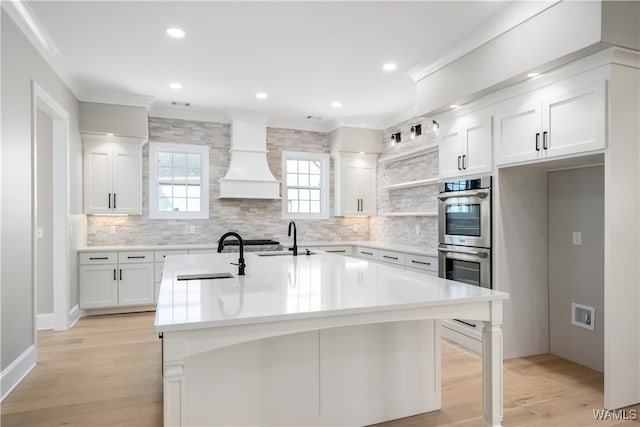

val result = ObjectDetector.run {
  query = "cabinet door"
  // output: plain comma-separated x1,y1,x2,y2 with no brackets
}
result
463,115,493,176
118,263,154,306
84,147,113,214
112,144,142,214
494,94,542,166
358,160,377,215
342,161,361,215
80,264,118,309
438,124,463,179
543,80,606,159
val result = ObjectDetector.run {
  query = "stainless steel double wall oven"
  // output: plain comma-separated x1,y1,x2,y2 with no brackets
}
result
438,175,492,289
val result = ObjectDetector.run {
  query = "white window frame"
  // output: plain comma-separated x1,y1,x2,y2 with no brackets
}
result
282,151,330,220
149,142,210,220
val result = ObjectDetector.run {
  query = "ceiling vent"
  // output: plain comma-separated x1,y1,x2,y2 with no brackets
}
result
171,101,191,107
218,118,280,199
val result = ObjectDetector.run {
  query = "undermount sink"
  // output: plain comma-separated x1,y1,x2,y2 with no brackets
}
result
256,251,317,257
177,273,234,280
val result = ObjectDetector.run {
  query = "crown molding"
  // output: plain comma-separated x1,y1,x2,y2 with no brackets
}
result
148,106,230,124
2,0,83,98
79,90,154,108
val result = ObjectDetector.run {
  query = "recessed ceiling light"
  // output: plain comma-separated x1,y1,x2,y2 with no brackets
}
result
449,104,459,109
331,101,342,108
166,27,185,38
527,72,540,78
106,133,114,136
256,92,268,99
383,63,397,71
169,82,182,90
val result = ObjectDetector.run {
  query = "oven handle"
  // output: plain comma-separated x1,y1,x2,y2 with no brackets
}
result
438,247,489,258
437,190,489,200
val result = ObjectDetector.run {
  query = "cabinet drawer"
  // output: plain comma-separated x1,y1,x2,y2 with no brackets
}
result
355,246,379,260
319,246,353,256
378,250,405,266
118,251,154,264
79,252,117,265
405,254,437,272
154,249,188,263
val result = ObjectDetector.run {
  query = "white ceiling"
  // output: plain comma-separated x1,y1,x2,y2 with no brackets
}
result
22,1,514,130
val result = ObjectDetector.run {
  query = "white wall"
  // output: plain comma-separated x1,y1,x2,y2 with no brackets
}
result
1,10,83,391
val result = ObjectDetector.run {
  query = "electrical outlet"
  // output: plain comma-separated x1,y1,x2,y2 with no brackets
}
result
189,225,197,234
36,227,44,239
572,231,582,245
415,223,421,236
109,225,116,234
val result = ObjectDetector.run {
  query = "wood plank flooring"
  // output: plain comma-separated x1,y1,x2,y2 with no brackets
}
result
1,312,638,426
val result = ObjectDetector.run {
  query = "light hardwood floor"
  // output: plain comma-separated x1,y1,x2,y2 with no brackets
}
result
1,313,638,426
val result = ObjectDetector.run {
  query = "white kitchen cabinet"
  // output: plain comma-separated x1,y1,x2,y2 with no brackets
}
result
83,138,142,214
439,111,492,179
80,264,119,309
118,263,154,306
79,250,154,310
334,153,377,216
495,79,606,166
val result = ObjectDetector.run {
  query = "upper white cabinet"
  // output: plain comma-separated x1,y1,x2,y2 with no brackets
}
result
83,137,142,215
439,111,492,179
495,79,606,166
334,153,377,216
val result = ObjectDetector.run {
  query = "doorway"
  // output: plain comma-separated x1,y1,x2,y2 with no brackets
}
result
32,82,71,334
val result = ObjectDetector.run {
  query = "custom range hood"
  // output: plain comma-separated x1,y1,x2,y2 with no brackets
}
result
219,118,281,199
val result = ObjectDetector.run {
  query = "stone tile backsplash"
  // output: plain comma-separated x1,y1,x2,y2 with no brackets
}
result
87,117,369,246
87,114,440,252
372,113,440,249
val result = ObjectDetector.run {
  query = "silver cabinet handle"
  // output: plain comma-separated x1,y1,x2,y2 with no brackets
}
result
437,190,489,200
438,247,488,258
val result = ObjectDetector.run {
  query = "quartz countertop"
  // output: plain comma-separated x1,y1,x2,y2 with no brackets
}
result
154,251,507,333
78,240,437,257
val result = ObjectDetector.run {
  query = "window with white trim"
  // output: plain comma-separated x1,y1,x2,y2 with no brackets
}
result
149,143,209,219
282,151,330,219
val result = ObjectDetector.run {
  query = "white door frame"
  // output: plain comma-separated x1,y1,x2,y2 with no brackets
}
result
32,81,70,332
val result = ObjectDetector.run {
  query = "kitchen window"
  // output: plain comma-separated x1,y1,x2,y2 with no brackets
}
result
282,151,329,219
149,143,209,219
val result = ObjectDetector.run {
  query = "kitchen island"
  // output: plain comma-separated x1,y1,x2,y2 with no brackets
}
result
154,250,508,427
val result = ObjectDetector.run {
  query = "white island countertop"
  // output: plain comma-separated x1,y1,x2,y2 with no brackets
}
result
154,251,506,333
155,251,508,427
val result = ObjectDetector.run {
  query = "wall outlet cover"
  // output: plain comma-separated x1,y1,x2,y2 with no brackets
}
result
572,231,582,245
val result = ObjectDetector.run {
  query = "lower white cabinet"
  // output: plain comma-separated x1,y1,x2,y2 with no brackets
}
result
79,250,154,309
314,246,353,256
79,263,119,309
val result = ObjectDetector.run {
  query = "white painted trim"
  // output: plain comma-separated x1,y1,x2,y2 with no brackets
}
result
69,304,81,328
80,90,154,109
281,151,330,220
3,1,82,98
32,82,72,332
148,142,210,220
0,345,36,402
37,313,54,330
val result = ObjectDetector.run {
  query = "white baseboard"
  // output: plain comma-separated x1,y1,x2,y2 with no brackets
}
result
0,345,36,402
68,304,81,329
37,313,54,330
